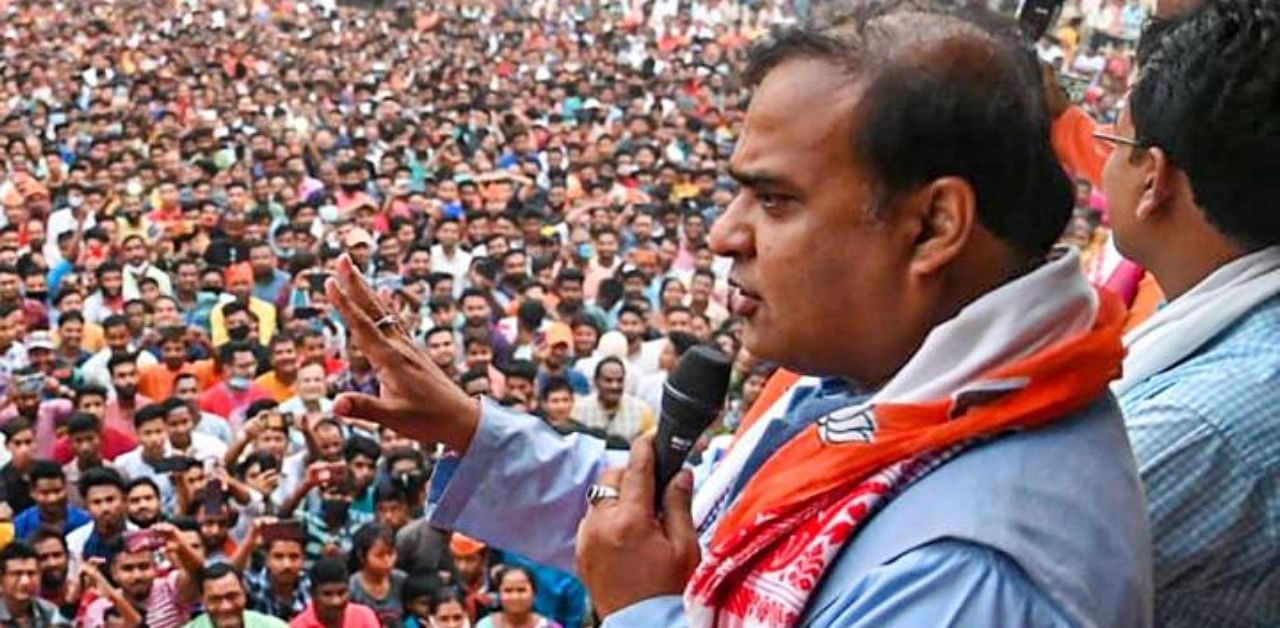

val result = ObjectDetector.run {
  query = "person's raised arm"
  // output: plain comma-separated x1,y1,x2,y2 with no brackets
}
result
327,255,623,572
223,414,264,469
277,463,323,518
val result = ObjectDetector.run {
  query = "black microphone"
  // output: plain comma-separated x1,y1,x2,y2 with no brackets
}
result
653,345,732,513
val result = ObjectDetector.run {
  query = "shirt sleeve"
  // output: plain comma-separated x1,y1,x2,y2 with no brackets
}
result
430,399,628,573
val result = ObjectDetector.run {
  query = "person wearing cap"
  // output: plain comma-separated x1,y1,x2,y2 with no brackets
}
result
343,228,375,279
0,368,73,460
210,264,278,347
22,330,76,400
449,533,498,623
534,323,589,396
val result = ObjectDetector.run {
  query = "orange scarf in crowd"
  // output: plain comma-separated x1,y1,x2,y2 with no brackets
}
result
686,289,1126,627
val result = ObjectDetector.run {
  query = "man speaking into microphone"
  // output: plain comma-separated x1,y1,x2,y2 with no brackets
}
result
325,1,1152,625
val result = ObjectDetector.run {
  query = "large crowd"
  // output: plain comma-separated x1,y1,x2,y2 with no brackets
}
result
0,0,1150,626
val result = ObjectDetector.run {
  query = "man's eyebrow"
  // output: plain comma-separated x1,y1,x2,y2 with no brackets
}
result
727,167,790,189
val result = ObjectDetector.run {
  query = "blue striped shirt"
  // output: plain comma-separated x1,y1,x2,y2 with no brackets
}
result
1120,295,1280,627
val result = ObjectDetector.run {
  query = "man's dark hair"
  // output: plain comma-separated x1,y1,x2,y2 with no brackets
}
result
58,310,85,326
219,341,257,365
67,412,102,436
310,556,348,589
540,376,575,401
595,356,626,380
373,478,410,506
78,466,126,500
126,476,161,499
133,404,167,430
743,0,1071,259
101,314,128,332
423,326,455,344
27,529,67,552
459,367,489,388
1,417,33,441
385,447,425,474
516,299,545,330
96,262,122,281
197,562,242,591
617,303,647,323
75,384,108,404
29,459,65,485
107,351,138,376
343,435,381,464
0,542,36,573
504,359,538,383
556,266,585,285
1130,0,1280,250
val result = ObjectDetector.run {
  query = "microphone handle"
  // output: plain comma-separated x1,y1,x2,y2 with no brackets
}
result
652,416,699,514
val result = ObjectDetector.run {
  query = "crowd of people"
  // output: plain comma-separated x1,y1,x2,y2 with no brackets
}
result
4,0,1264,625
0,0,805,625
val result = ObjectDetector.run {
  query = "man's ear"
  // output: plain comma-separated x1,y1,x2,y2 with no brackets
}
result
907,176,976,277
1134,146,1175,221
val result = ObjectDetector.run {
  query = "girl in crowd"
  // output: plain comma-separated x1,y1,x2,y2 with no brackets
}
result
475,566,561,628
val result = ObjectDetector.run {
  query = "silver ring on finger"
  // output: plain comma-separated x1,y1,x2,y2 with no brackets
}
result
374,314,400,333
586,483,621,507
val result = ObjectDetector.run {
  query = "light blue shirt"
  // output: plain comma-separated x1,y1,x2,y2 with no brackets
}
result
432,398,1151,626
1119,295,1280,627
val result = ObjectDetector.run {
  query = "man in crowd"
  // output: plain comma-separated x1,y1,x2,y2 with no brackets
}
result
164,397,228,463
105,352,153,438
255,335,300,403
81,528,199,628
13,460,90,539
0,419,38,516
1103,1,1280,623
0,542,64,625
288,557,380,628
571,357,654,442
236,518,311,622
188,564,288,628
80,315,158,391
29,530,74,618
200,342,272,422
67,467,130,565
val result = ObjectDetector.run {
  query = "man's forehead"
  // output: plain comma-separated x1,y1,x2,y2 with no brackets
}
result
731,58,861,184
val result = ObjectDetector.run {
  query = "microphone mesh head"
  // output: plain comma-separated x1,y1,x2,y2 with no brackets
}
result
667,345,732,407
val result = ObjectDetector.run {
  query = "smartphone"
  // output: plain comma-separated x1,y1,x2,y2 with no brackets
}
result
1016,0,1064,41
293,306,320,319
124,529,165,553
151,456,195,473
202,458,224,515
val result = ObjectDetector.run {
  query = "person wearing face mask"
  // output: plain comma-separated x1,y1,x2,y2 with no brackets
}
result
210,264,279,348
43,182,97,266
199,342,271,424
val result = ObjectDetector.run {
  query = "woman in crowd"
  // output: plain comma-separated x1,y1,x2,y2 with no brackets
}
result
348,522,408,628
475,566,561,628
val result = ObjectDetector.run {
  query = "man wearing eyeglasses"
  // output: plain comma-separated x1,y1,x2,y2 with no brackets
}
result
1100,1,1280,625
